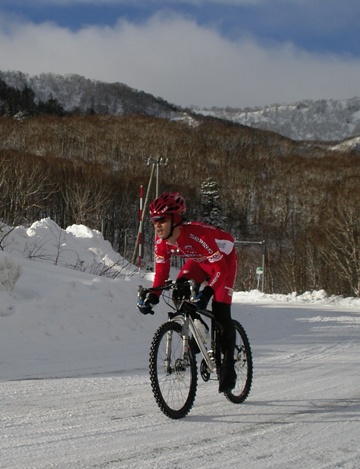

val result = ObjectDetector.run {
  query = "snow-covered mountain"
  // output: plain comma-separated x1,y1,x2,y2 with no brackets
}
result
0,70,181,118
1,70,360,142
195,97,360,142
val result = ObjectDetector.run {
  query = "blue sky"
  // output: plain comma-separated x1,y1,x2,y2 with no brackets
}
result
0,0,359,108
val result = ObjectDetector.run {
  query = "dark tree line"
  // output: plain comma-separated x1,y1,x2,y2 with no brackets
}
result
1,113,360,296
0,78,66,117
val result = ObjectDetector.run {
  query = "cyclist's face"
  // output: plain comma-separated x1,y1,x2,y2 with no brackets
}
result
152,217,171,239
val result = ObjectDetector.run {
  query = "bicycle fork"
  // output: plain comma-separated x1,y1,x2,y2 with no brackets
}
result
162,315,192,374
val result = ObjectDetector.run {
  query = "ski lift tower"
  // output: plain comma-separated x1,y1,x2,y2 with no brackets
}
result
131,157,168,267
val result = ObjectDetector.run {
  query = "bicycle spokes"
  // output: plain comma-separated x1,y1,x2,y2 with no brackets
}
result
225,320,253,404
149,321,198,419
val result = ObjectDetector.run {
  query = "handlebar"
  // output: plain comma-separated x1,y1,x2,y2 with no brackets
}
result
137,279,198,305
137,280,172,300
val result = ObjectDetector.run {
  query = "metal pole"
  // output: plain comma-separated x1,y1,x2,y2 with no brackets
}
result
148,156,168,198
156,161,160,197
131,156,168,267
124,230,127,258
137,185,143,270
261,240,266,292
131,164,155,265
234,239,266,292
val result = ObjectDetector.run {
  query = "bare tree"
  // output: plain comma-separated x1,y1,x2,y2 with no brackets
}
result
60,162,114,227
0,150,55,224
318,211,360,296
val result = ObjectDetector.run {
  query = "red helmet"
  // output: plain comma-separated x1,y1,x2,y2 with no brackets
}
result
149,192,186,220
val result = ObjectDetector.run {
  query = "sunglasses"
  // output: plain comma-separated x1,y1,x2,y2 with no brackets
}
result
151,216,169,224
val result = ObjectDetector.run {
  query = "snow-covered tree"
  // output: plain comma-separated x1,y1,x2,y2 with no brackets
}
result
200,178,226,229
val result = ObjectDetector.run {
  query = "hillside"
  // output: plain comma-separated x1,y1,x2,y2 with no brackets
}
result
0,70,183,119
1,71,360,297
196,97,360,142
1,111,359,297
1,70,360,143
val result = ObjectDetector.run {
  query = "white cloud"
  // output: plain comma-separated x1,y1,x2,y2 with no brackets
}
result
0,11,359,108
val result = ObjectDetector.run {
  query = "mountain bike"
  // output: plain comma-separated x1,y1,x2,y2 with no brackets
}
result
137,280,253,419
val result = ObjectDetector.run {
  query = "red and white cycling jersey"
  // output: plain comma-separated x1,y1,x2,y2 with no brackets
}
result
152,222,236,301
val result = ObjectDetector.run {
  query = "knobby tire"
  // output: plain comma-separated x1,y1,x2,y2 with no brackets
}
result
149,321,198,419
225,319,253,403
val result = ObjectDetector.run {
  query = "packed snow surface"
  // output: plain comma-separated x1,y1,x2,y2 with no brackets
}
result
1,219,360,468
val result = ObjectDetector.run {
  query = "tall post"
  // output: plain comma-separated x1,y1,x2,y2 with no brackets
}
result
131,156,168,268
148,156,168,197
261,240,266,293
131,165,155,266
156,162,160,197
137,185,143,270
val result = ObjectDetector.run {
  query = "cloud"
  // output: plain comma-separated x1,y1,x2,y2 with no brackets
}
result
0,11,359,108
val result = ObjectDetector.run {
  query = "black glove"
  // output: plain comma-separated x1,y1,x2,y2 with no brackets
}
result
137,293,159,315
193,286,214,310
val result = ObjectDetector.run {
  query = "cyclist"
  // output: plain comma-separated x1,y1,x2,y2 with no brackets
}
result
137,192,237,394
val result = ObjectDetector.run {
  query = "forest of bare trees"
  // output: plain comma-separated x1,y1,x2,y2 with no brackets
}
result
1,113,359,296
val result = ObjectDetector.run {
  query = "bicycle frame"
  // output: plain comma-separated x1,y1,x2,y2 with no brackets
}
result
138,280,218,375
168,309,217,375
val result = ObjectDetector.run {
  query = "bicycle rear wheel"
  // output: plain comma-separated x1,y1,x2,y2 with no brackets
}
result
149,321,197,419
225,319,253,403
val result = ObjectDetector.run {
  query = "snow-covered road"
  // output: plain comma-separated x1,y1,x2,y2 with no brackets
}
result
2,304,360,469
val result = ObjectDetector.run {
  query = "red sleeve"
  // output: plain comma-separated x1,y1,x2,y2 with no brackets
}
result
152,238,171,297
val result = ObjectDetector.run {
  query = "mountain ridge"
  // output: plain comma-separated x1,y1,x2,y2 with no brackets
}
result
1,70,359,143
0,70,182,119
195,97,360,142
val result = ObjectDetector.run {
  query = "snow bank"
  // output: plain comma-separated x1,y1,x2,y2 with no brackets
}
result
3,218,136,278
0,251,22,292
0,251,21,317
2,218,360,309
233,288,360,308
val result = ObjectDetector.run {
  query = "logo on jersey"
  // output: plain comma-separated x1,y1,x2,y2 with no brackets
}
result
189,234,213,254
207,251,222,263
155,255,166,263
209,271,221,287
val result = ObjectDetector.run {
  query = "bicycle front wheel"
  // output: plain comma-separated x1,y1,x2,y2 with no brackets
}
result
149,321,197,419
225,319,253,404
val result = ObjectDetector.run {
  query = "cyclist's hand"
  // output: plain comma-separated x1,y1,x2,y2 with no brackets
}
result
193,286,214,310
137,293,159,315
137,300,154,315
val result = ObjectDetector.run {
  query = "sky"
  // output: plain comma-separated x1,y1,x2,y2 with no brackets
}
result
0,1,359,110
1,218,360,467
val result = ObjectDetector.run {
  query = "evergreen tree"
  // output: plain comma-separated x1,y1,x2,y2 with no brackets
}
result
0,79,65,117
200,178,226,229
37,95,66,116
